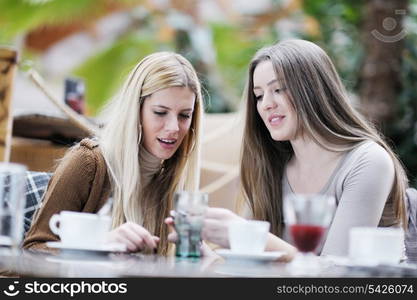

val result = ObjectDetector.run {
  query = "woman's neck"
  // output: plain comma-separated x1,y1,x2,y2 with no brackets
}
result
139,146,164,187
287,135,345,194
289,135,341,171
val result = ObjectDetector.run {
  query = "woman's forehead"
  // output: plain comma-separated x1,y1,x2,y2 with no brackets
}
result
253,62,286,89
144,87,195,109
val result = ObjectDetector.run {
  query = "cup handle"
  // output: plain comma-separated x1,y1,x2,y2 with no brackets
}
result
49,214,61,235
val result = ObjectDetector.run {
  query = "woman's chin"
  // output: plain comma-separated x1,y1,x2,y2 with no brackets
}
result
155,148,178,160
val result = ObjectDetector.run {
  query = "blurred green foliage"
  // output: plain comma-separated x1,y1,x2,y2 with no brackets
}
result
388,32,417,187
211,23,275,101
304,0,417,186
73,33,159,115
0,0,137,43
303,0,364,90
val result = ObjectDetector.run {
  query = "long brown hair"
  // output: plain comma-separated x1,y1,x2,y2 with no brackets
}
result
241,39,408,236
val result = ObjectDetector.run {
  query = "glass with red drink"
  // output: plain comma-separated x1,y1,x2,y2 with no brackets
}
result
283,194,335,275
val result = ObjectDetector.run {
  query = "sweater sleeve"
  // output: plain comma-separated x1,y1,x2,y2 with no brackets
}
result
321,143,395,256
22,143,99,251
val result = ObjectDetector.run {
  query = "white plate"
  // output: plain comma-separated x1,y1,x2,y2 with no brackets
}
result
46,241,127,252
215,249,285,262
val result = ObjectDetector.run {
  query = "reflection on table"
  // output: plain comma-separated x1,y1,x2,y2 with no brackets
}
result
0,248,416,278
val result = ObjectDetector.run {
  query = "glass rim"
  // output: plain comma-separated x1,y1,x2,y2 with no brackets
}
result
59,211,110,220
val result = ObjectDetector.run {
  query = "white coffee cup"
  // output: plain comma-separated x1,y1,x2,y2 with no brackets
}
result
349,227,403,265
228,220,270,254
49,211,111,247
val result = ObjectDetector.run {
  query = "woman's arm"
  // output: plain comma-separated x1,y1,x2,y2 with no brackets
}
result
24,141,159,253
23,143,100,250
321,143,395,256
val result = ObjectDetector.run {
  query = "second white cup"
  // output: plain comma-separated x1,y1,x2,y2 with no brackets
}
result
228,220,270,254
349,227,403,265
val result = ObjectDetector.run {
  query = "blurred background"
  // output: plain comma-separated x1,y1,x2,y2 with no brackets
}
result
0,0,417,192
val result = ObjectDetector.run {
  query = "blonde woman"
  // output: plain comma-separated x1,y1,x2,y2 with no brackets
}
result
23,52,204,255
201,39,408,259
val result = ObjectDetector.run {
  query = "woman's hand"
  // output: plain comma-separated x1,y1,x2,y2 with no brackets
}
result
202,207,244,248
164,213,227,259
166,208,244,248
106,221,159,252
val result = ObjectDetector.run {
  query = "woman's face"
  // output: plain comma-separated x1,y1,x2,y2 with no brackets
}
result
253,60,297,141
141,86,195,160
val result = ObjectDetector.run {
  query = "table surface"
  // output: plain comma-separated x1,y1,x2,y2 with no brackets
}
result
1,248,417,278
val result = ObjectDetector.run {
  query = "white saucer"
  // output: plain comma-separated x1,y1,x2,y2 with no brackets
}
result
323,255,408,269
215,249,285,262
46,241,127,253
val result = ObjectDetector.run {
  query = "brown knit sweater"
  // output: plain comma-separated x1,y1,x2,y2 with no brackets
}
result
22,138,112,251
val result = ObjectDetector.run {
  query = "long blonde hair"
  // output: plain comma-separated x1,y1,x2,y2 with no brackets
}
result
241,39,408,236
98,52,204,254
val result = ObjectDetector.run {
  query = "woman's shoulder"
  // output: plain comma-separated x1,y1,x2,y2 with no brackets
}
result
69,138,101,158
60,138,104,170
351,140,391,162
79,138,100,150
345,140,394,174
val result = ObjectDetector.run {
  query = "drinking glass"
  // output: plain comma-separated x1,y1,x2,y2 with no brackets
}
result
174,191,208,258
0,163,27,250
283,193,335,275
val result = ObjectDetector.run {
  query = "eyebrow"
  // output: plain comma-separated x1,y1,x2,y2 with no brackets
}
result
253,79,280,90
152,105,193,112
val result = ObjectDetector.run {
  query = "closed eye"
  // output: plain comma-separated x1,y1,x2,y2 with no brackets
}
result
179,114,191,119
254,94,263,101
154,111,167,116
274,87,286,94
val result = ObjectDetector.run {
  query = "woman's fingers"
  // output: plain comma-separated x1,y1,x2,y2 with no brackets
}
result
205,207,242,222
205,207,230,219
201,218,230,248
108,222,159,252
109,233,137,252
203,218,227,233
129,222,158,249
107,225,142,252
120,224,147,252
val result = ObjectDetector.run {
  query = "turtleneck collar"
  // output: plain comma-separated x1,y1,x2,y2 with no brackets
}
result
139,146,164,187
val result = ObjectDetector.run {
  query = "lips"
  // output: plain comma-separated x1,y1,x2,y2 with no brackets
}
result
268,113,285,125
157,137,177,149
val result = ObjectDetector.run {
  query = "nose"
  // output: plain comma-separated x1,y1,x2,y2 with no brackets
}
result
165,115,179,132
260,92,277,111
